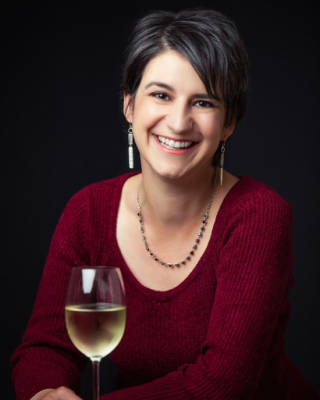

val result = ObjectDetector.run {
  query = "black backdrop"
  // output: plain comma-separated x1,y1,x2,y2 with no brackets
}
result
1,0,319,398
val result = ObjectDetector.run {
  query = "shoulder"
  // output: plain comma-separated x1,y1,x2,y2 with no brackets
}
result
215,175,293,243
56,172,138,228
214,176,294,278
224,175,292,218
66,172,137,208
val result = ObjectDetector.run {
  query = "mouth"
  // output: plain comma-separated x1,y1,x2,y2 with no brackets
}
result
156,135,195,150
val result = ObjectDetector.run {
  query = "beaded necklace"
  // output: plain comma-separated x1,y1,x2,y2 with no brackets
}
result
136,169,217,267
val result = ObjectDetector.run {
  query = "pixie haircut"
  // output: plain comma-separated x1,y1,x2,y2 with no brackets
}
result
121,9,248,127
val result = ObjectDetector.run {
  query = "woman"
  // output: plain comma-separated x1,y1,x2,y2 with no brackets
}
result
11,9,319,400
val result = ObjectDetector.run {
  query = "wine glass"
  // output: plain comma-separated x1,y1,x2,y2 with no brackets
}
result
65,266,126,400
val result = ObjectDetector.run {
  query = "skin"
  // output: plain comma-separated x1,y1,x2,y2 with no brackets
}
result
30,387,80,400
118,50,238,290
30,50,238,399
125,50,234,182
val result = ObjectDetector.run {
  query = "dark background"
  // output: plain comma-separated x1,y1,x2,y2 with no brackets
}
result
1,0,319,398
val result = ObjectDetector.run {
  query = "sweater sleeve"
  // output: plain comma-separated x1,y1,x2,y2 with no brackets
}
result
11,188,92,400
101,190,294,399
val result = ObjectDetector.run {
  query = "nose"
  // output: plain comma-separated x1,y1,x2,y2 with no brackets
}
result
166,101,193,134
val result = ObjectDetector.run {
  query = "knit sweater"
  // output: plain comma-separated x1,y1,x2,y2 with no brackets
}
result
11,173,319,400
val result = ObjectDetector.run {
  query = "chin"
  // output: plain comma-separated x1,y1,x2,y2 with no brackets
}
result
158,172,185,180
150,161,193,181
142,154,211,181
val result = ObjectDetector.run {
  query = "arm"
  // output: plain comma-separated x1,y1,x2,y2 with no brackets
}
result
11,188,92,400
101,191,294,399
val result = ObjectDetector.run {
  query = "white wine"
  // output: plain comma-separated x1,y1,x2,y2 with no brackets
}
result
65,303,126,359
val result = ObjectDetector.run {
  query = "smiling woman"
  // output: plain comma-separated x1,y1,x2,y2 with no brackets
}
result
11,8,319,400
123,50,234,181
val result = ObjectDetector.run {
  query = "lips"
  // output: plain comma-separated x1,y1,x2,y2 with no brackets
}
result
157,135,194,150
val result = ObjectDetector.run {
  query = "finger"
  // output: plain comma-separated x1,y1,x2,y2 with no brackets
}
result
42,386,82,400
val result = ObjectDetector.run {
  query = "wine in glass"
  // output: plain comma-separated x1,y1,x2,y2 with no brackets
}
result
65,266,126,400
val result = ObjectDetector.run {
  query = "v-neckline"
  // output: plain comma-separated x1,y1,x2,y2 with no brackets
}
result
109,172,248,299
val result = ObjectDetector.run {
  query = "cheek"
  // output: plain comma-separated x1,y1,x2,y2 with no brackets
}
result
198,116,217,136
133,99,165,128
200,113,225,138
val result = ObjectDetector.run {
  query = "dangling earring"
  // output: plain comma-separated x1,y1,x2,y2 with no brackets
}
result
220,140,226,186
128,124,134,169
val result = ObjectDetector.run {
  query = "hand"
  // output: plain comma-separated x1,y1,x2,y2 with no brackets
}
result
41,387,83,400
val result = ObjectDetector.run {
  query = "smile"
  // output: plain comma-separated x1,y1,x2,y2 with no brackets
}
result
157,136,193,150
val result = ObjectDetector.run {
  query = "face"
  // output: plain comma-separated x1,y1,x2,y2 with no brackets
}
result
124,50,235,181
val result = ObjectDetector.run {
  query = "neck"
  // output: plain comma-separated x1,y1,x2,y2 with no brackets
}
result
138,166,216,228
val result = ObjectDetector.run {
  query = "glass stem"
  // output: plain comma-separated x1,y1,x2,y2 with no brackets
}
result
91,358,101,400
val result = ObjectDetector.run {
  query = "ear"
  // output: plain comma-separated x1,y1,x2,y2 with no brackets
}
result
222,120,236,141
123,92,133,123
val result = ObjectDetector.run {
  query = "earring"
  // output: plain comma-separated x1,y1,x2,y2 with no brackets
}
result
128,124,134,169
220,140,226,186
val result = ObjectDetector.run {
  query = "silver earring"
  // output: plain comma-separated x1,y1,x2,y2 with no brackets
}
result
128,124,134,169
220,140,226,186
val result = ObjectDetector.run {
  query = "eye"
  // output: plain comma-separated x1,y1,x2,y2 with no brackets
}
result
195,100,214,108
151,92,170,101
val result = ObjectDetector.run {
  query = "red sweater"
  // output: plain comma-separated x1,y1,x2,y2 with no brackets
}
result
11,173,319,399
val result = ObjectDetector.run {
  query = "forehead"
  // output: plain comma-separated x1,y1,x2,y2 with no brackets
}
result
140,50,207,92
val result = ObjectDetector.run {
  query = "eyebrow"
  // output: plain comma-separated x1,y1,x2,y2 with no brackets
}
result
144,81,221,102
144,81,173,91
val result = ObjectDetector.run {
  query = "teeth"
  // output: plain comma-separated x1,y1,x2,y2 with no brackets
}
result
157,136,192,149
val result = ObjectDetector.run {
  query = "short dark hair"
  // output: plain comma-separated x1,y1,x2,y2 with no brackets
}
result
121,9,248,127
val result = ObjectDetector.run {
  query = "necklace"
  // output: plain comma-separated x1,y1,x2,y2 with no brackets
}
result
136,169,217,267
